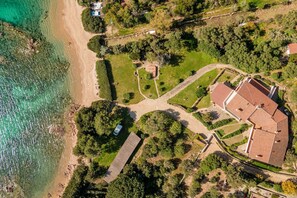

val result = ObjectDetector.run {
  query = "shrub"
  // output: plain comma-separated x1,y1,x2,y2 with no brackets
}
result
193,112,234,130
123,93,132,100
282,180,297,194
77,0,96,7
87,35,104,54
215,129,224,139
222,124,249,139
274,183,283,192
82,8,105,33
146,73,152,80
96,60,112,100
143,85,150,90
196,86,207,98
62,165,88,198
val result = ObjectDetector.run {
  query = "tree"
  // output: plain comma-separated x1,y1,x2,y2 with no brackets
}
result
282,180,297,194
174,0,197,17
82,8,105,33
150,9,172,32
225,165,246,188
284,62,297,79
196,87,207,98
201,187,221,198
62,165,88,198
285,150,297,172
201,112,215,123
106,174,145,198
87,35,104,54
169,121,182,135
87,161,106,179
199,153,226,174
291,86,297,103
174,143,186,157
84,136,101,158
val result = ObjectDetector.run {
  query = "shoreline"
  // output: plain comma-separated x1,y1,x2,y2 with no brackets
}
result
42,0,99,197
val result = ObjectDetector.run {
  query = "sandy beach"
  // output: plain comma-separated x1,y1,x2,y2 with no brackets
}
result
49,0,99,107
42,0,99,197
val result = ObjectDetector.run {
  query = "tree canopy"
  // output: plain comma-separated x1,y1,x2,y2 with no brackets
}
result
106,174,145,198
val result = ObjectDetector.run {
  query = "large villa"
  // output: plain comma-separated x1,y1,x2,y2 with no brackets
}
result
211,78,288,167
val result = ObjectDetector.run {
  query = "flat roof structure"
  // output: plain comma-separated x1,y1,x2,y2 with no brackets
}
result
211,78,288,167
104,133,141,183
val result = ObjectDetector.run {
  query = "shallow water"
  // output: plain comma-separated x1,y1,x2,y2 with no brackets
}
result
0,0,70,197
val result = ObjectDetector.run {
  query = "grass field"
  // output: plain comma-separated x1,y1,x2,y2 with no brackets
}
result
138,68,158,99
223,134,246,146
107,54,143,104
216,70,238,83
238,0,285,8
168,69,219,108
219,124,242,135
196,94,211,109
157,51,217,96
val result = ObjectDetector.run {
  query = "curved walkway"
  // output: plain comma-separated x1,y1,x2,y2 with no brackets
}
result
129,64,243,134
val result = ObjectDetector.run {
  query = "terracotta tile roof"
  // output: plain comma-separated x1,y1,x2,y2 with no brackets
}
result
225,92,256,121
236,80,278,115
288,43,297,55
248,79,270,96
248,129,276,164
210,83,233,108
211,78,288,167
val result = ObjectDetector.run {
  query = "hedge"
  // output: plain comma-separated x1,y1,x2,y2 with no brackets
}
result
193,112,234,130
222,124,249,139
96,60,112,100
230,137,248,149
250,160,281,172
215,129,224,139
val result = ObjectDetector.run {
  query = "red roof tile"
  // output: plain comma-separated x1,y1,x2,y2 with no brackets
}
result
211,78,288,167
210,83,233,109
288,43,297,55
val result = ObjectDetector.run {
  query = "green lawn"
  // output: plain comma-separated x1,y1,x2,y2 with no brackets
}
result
219,124,242,135
107,54,143,104
238,0,285,8
138,68,158,99
157,51,217,96
217,70,238,83
168,69,219,108
196,94,211,109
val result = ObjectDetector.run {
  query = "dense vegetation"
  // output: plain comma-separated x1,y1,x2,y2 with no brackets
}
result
88,35,105,54
73,100,129,157
82,8,105,33
102,0,282,30
96,60,113,100
109,31,197,65
196,10,297,73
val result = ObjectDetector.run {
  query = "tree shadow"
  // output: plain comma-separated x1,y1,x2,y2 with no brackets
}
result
105,60,117,100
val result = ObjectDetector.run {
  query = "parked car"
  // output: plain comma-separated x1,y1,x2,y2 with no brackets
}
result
113,124,123,136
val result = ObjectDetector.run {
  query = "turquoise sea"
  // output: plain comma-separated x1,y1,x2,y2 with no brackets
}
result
0,0,70,197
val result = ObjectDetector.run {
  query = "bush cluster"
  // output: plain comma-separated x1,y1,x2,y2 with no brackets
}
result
82,8,105,33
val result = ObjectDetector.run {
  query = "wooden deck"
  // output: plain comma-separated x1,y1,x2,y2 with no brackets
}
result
103,133,141,183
